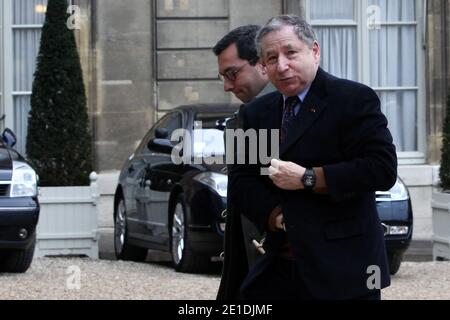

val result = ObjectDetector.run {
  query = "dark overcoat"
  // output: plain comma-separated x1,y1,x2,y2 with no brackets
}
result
227,68,397,299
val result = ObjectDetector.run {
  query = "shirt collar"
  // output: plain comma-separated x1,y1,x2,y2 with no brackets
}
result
282,85,311,104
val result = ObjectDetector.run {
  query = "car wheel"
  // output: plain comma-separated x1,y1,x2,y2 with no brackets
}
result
170,194,210,273
388,252,403,275
114,195,147,262
0,234,36,273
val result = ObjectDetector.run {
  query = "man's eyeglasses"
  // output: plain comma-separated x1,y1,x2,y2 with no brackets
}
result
218,57,258,82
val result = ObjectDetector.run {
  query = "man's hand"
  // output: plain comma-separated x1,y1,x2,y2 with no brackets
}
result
268,159,305,190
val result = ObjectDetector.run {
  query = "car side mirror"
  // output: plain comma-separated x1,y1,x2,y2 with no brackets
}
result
2,128,17,147
155,128,169,139
148,138,175,154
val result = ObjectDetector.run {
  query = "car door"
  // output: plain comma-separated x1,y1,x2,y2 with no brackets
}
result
124,126,159,239
139,111,184,245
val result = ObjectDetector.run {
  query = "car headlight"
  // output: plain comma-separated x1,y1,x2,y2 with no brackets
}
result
194,172,227,198
10,161,38,197
382,223,409,236
388,179,409,201
388,226,410,236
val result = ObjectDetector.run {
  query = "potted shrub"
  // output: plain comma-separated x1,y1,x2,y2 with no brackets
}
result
432,90,450,260
26,0,98,259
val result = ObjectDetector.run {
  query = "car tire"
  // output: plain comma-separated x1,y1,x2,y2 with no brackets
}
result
388,252,403,275
0,234,36,273
170,194,210,273
114,195,148,262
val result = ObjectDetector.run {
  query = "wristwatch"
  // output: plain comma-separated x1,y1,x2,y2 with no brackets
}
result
301,168,316,191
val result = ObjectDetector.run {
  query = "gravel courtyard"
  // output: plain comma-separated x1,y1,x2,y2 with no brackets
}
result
1,258,449,300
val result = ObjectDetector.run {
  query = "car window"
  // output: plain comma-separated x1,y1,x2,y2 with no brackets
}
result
140,111,183,155
160,112,183,138
135,122,160,156
195,112,235,129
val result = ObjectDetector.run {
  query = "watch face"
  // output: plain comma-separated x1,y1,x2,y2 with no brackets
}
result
304,176,313,186
302,169,316,188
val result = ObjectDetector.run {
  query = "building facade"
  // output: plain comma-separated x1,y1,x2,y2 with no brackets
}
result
1,0,449,239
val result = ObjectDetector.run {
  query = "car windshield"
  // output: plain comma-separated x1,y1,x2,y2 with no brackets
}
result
192,112,233,158
193,129,225,157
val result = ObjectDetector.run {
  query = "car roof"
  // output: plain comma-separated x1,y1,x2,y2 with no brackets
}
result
173,104,240,114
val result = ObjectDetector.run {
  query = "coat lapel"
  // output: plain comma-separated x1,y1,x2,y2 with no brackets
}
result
280,68,329,157
259,93,283,131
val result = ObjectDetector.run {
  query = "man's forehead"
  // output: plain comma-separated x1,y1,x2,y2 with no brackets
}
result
262,39,301,54
218,45,251,69
218,44,240,67
262,27,301,45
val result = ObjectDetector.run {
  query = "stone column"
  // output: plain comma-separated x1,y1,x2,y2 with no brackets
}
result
427,0,450,164
92,0,154,171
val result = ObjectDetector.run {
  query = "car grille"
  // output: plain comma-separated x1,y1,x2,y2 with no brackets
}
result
0,184,10,196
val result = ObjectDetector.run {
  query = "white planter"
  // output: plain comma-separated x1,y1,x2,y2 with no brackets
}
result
34,173,99,259
431,191,450,260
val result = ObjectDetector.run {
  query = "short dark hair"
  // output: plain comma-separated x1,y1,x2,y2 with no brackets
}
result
213,25,261,66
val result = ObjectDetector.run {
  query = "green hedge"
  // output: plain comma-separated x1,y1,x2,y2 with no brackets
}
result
27,0,92,186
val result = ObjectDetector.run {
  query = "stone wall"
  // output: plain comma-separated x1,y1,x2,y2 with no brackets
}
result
88,0,285,170
155,0,282,119
81,0,450,173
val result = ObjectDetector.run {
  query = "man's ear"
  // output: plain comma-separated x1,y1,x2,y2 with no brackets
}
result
312,41,321,63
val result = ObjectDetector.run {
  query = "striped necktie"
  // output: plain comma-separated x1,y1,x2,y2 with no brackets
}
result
281,96,301,143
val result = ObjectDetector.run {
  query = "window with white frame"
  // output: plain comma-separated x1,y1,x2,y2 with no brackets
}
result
13,0,48,155
0,1,3,125
306,0,425,162
1,0,47,155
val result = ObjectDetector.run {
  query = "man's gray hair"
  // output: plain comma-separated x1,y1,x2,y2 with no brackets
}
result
256,15,317,56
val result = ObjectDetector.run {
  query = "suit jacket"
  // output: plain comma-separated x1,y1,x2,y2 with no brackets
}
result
216,83,276,300
216,103,252,301
229,68,397,300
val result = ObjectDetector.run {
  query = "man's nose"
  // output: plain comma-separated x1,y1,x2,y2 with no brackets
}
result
224,79,234,92
277,55,290,72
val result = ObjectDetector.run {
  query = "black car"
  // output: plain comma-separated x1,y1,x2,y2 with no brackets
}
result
376,180,413,274
114,105,234,273
0,129,40,273
114,105,413,274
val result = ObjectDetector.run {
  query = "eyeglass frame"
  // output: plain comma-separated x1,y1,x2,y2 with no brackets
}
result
218,57,259,82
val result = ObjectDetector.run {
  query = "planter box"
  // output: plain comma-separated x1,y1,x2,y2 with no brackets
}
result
431,191,450,260
34,173,100,259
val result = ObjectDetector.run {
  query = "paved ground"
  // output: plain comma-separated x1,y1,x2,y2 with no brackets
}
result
0,255,449,300
1,232,440,300
0,257,221,300
382,261,450,300
403,240,433,262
